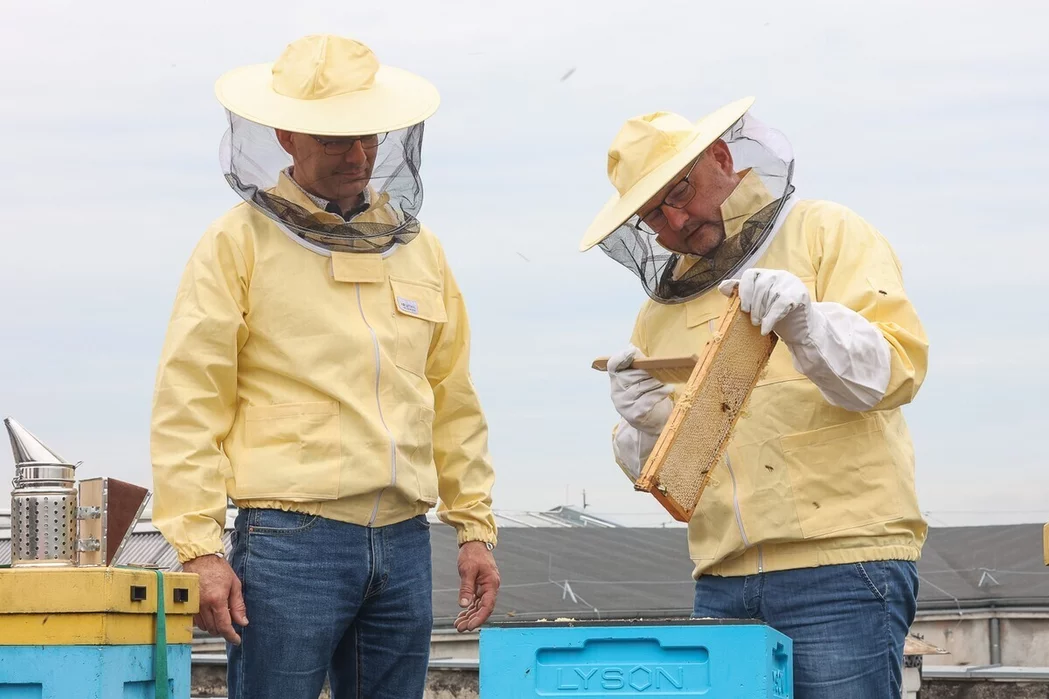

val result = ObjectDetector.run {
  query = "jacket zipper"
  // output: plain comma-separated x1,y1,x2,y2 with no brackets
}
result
723,455,750,547
710,318,763,574
725,454,762,573
356,283,397,525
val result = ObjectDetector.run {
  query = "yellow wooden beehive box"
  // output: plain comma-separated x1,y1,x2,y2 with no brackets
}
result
0,567,198,645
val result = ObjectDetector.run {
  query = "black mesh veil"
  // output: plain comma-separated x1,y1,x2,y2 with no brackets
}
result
598,113,796,304
219,112,425,254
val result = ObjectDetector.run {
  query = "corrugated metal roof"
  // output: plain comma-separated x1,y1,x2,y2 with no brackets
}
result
429,526,697,627
0,504,615,564
115,531,234,571
0,529,232,569
0,505,619,531
913,524,1049,610
490,506,621,529
2,520,1046,626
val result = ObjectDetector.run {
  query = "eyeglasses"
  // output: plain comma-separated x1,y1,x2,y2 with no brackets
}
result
311,133,388,155
639,158,699,234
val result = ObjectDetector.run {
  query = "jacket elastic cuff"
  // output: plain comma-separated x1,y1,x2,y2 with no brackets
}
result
456,525,498,549
175,539,227,564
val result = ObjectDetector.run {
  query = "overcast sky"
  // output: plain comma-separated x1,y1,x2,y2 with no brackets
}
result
1,0,1046,528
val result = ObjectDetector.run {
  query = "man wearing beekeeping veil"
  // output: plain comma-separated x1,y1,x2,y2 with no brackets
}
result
581,97,929,698
150,34,500,699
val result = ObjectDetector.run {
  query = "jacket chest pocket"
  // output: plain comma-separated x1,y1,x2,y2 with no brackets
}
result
389,277,447,378
683,303,721,357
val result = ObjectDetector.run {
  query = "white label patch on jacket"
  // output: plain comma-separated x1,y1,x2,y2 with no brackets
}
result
396,297,420,315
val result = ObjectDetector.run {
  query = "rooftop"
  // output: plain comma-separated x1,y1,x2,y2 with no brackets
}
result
2,511,1046,626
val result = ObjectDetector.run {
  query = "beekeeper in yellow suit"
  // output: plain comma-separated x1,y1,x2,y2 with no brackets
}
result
150,34,499,699
581,97,929,699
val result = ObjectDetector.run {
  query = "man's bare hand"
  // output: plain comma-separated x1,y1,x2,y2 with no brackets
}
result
181,554,248,645
454,541,500,633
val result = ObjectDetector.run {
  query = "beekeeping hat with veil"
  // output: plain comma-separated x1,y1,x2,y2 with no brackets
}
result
215,34,440,254
580,97,797,304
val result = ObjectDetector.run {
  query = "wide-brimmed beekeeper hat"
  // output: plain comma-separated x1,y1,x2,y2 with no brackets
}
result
214,34,440,136
579,96,755,252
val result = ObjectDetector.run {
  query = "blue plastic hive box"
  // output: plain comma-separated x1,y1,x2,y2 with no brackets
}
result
479,619,792,698
0,644,191,698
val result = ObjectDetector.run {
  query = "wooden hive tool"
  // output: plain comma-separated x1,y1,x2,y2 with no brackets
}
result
590,355,700,385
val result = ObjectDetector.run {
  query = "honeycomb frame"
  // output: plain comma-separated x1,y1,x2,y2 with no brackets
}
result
635,292,778,522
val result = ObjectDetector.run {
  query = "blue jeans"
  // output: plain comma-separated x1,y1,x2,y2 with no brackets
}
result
693,560,918,699
226,508,433,699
